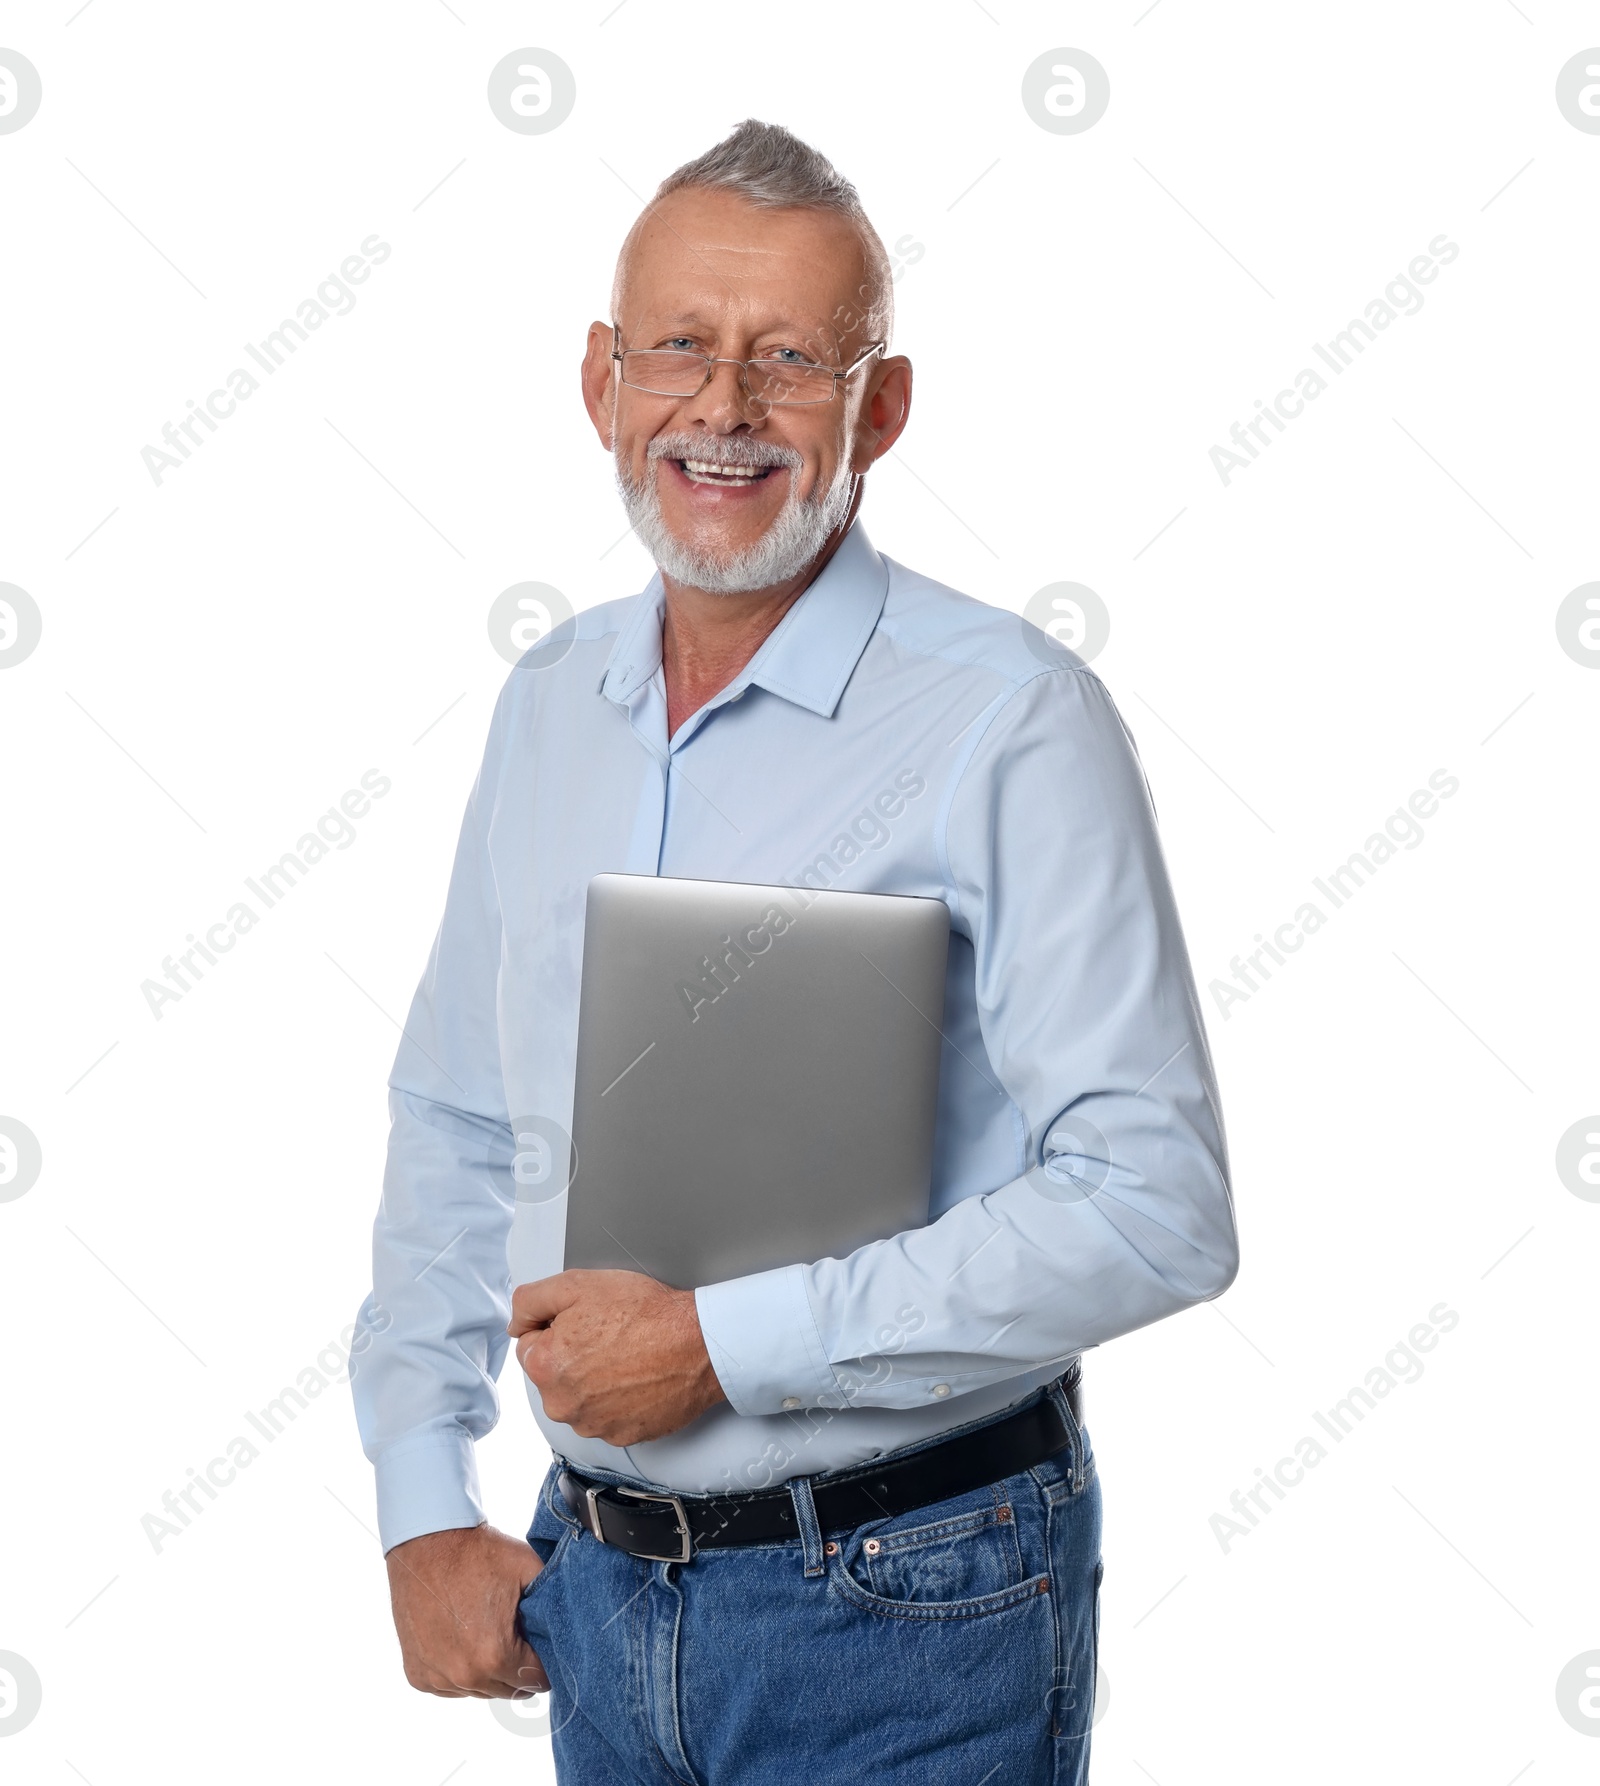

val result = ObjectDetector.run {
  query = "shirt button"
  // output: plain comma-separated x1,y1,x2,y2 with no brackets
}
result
932,1383,951,1397
780,1396,802,1410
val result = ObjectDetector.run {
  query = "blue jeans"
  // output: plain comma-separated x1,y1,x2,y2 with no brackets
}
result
515,1378,1103,1785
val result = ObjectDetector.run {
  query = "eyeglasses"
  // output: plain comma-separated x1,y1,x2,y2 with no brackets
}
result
611,323,884,408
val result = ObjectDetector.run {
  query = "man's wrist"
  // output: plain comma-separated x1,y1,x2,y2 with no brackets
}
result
674,1285,729,1417
694,1263,839,1416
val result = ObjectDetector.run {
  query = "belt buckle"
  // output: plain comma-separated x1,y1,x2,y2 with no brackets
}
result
587,1483,693,1563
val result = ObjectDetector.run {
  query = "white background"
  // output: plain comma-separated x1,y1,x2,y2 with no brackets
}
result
2,3,1597,1781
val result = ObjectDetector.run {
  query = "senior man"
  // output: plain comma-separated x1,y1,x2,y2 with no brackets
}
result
353,119,1237,1784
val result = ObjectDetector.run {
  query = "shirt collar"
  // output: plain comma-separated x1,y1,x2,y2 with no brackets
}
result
599,519,889,720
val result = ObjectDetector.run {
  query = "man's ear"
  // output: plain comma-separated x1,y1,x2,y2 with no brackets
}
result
581,321,618,450
854,355,912,472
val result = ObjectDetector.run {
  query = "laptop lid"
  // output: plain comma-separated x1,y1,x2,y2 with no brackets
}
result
563,873,950,1291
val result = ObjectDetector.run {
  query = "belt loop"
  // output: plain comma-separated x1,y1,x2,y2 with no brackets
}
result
1046,1368,1086,1494
788,1474,826,1577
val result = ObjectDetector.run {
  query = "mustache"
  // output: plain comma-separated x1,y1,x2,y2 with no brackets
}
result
644,432,801,472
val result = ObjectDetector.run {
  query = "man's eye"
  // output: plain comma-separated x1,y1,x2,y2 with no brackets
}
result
761,348,815,365
663,338,701,352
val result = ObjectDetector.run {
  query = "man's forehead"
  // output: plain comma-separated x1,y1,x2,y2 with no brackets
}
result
619,194,867,300
632,239,802,303
656,237,791,266
629,230,857,291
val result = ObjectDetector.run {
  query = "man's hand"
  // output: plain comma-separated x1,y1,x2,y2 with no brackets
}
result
387,1523,549,1699
508,1268,727,1445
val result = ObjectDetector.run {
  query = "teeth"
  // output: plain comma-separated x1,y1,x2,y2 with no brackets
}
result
681,458,767,479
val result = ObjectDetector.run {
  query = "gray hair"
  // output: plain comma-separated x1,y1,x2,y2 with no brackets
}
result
657,118,864,214
619,119,893,345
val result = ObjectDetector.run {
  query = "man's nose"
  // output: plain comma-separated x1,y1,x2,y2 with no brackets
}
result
684,356,766,431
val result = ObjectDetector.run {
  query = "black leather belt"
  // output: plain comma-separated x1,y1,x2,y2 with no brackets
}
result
557,1362,1082,1564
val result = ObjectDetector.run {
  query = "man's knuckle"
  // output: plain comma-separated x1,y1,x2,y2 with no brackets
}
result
465,1651,506,1685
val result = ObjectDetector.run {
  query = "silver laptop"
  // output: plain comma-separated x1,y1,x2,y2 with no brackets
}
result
563,873,950,1290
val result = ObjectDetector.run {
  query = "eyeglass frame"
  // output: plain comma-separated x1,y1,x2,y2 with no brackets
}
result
610,322,886,407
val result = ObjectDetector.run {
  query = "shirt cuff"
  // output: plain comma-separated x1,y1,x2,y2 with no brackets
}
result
372,1427,486,1554
695,1261,839,1416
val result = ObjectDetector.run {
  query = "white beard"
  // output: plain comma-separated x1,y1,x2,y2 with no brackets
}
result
614,445,856,595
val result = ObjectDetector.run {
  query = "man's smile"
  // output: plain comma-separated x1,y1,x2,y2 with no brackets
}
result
666,455,787,494
676,456,779,486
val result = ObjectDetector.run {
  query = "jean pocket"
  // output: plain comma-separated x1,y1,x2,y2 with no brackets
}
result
830,1486,1047,1620
514,1519,574,1652
520,1521,574,1604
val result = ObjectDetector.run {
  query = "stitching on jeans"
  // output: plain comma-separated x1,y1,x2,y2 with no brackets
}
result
864,1503,1001,1553
1045,1493,1067,1747
657,1565,704,1786
830,1565,1051,1622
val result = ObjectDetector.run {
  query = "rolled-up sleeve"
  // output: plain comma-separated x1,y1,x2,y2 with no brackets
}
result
696,663,1238,1413
351,688,519,1552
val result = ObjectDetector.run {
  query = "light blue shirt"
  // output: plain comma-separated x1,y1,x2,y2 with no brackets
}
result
352,519,1238,1553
